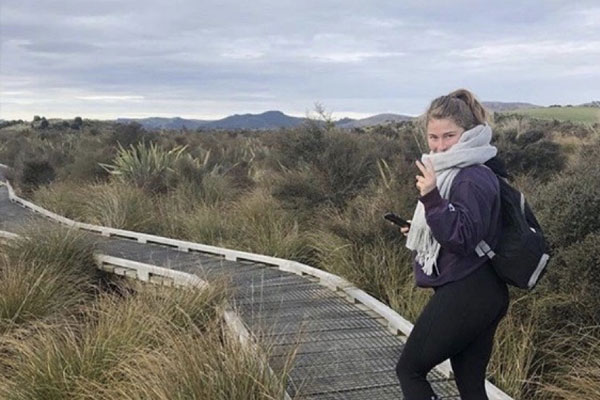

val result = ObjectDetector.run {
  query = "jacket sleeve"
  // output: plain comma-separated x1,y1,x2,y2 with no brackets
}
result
419,179,496,256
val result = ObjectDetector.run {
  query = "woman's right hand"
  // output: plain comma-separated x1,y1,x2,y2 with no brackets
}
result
400,220,411,237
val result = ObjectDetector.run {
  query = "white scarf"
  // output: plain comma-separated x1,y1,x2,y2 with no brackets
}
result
405,124,497,276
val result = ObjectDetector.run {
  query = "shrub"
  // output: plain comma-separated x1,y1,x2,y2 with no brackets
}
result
59,137,112,183
534,161,600,249
107,122,156,148
493,127,566,182
315,131,378,207
270,166,328,211
16,160,56,192
550,233,600,323
265,123,325,170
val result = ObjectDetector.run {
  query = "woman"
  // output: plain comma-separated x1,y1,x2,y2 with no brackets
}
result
395,89,509,400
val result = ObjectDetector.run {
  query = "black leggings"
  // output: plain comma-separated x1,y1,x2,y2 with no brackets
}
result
396,264,509,400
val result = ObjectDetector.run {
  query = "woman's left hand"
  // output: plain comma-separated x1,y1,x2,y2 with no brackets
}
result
415,159,437,196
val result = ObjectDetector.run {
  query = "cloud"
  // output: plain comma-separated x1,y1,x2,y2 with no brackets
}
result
448,40,600,76
21,41,99,54
453,40,600,60
1,0,599,119
76,95,145,101
309,51,405,63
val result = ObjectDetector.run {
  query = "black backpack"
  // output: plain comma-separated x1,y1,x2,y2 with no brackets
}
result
475,158,551,290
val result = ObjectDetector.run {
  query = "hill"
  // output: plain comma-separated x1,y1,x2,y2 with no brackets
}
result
204,110,304,129
506,106,600,124
482,101,539,112
336,113,413,128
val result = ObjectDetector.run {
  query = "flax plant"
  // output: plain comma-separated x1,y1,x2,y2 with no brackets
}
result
101,142,187,193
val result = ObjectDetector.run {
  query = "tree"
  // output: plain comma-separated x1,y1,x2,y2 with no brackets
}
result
71,116,83,130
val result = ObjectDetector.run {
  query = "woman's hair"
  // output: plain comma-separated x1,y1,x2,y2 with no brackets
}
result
425,88,488,130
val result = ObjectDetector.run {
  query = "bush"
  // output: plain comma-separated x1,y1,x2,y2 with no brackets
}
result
550,233,600,323
16,160,56,192
493,127,566,182
315,131,378,207
107,122,155,148
265,123,325,170
270,166,328,211
534,160,600,249
58,138,112,183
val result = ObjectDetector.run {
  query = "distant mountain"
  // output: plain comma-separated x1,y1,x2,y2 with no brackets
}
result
334,117,355,125
117,103,567,131
336,113,413,128
116,117,209,130
117,111,305,130
203,110,304,129
482,102,539,112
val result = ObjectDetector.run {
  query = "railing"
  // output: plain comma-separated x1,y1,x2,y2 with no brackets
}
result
0,163,513,400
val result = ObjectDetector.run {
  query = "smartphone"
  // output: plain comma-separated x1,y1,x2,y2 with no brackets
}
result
383,212,411,228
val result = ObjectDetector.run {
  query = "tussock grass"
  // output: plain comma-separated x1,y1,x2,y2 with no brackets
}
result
227,188,312,262
0,279,291,400
0,225,98,332
4,224,97,273
33,181,89,219
0,257,92,334
4,116,599,399
531,326,600,400
34,182,158,233
488,294,550,398
82,183,157,232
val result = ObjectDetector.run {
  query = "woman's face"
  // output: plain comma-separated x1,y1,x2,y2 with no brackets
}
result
426,118,465,153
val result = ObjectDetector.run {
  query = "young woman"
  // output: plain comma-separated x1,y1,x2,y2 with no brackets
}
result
395,89,509,400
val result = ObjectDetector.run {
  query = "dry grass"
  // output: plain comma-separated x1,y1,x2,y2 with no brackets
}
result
0,278,292,400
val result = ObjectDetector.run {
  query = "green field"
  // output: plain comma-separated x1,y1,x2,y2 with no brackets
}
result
505,106,600,123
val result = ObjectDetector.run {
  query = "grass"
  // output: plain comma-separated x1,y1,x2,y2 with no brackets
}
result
531,326,600,400
0,227,294,400
3,115,600,399
0,284,292,400
506,107,600,124
0,225,99,333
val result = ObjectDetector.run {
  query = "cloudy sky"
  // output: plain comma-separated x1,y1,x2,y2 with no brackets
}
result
1,0,599,121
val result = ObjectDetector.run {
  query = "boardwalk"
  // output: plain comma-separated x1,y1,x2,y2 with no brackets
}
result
0,168,510,399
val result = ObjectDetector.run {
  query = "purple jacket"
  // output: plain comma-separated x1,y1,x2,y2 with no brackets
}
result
413,165,501,288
